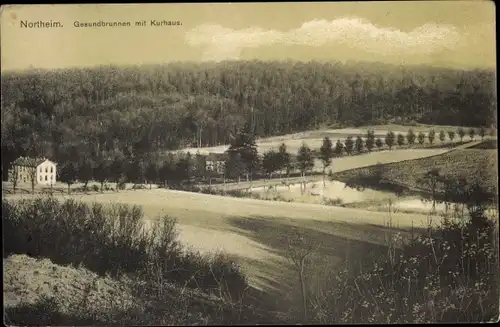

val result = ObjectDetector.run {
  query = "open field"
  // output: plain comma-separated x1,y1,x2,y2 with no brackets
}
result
5,189,432,299
174,124,484,156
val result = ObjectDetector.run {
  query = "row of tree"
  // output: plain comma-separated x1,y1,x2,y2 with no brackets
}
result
1,60,496,180
11,124,487,195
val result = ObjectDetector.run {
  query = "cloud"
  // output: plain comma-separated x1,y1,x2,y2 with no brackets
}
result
185,17,462,61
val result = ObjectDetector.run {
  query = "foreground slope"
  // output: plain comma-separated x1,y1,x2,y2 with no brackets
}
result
7,189,431,297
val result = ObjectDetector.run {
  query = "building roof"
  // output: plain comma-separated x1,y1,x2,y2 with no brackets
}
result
12,156,55,167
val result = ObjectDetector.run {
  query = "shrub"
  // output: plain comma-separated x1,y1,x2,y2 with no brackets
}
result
322,197,344,206
2,197,248,302
307,206,499,324
91,184,100,192
117,180,127,190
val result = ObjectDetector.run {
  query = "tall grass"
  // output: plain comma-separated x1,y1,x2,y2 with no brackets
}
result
2,197,247,301
305,207,499,323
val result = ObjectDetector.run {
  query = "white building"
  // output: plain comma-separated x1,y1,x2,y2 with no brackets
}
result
9,157,57,186
205,153,227,174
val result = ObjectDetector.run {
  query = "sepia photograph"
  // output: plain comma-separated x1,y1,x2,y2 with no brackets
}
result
1,2,498,325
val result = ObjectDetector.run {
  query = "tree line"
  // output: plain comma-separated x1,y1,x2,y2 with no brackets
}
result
8,125,488,195
1,60,496,180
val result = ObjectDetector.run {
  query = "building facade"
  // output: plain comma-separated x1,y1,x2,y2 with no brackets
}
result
205,153,227,174
9,157,57,186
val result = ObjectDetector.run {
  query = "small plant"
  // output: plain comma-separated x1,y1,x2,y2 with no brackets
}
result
322,197,344,206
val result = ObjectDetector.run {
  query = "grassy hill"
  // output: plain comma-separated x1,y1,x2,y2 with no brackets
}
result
331,143,498,200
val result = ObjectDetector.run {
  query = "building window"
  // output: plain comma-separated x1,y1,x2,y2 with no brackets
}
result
50,167,53,173
45,167,48,173
40,167,42,173
45,175,48,181
40,176,43,182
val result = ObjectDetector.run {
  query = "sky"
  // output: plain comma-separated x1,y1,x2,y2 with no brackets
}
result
0,2,496,71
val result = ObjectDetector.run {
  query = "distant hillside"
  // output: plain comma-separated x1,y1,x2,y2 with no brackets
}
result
1,61,495,179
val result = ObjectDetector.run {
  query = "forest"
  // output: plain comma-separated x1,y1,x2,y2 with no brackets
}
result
1,60,496,180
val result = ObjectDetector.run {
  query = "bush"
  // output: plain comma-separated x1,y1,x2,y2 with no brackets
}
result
91,184,100,192
2,197,248,301
117,180,127,190
308,212,499,324
322,197,344,206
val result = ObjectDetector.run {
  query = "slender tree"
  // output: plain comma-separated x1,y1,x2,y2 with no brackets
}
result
145,161,159,189
428,130,436,145
77,157,94,193
448,130,455,142
227,131,259,182
375,137,383,150
406,129,416,146
397,133,405,147
416,168,443,215
457,127,465,142
109,153,125,191
439,130,446,143
479,127,487,141
59,161,77,194
9,166,19,194
468,128,476,141
319,137,334,187
225,152,245,183
297,143,314,194
94,157,110,193
334,140,344,157
365,130,375,152
385,131,395,150
417,132,425,145
277,143,291,179
355,135,364,153
27,165,37,195
262,150,281,179
174,155,190,186
159,156,176,188
344,136,354,155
